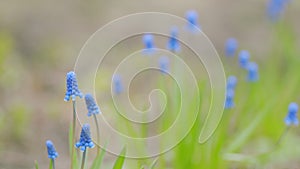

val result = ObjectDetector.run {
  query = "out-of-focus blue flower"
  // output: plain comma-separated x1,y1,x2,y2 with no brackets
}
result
143,34,155,54
84,94,101,117
167,27,180,52
285,102,299,126
227,75,237,90
267,0,290,22
159,56,170,74
239,50,250,69
46,140,58,159
225,38,238,57
64,71,83,102
185,10,200,31
247,62,259,82
225,89,235,109
75,124,94,151
113,74,123,94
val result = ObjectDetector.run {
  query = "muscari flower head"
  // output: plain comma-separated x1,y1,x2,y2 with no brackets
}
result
64,71,83,102
267,0,290,22
167,27,180,52
247,62,259,82
285,102,299,126
113,74,123,94
227,75,237,90
85,94,101,117
159,56,170,74
75,124,94,151
46,140,58,159
185,10,200,31
143,34,155,54
225,38,238,57
225,89,235,109
239,50,250,69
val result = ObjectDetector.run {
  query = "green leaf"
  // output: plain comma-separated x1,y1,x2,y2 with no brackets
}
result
34,160,39,169
90,142,107,169
112,147,126,169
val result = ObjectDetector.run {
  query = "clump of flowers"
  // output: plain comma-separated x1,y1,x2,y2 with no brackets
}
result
64,71,83,102
285,102,299,126
85,94,101,117
167,27,180,52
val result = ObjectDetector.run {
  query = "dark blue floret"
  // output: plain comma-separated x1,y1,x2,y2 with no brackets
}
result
85,94,101,117
239,50,250,69
225,38,238,57
46,140,58,159
167,27,180,52
64,71,83,101
285,102,299,126
75,124,95,151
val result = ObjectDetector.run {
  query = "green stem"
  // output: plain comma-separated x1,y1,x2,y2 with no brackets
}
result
80,150,87,169
274,126,291,147
93,114,100,154
52,159,56,169
71,100,77,169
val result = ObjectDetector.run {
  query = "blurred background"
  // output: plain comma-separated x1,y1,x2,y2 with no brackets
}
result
0,0,300,168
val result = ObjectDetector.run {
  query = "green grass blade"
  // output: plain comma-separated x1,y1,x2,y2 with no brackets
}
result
149,158,158,169
90,143,107,169
34,160,39,169
69,124,79,169
112,147,126,169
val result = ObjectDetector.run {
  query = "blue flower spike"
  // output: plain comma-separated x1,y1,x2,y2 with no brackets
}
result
75,124,95,151
225,38,238,57
85,94,101,117
239,50,250,69
143,34,155,54
64,71,83,102
267,0,290,22
185,10,200,31
227,75,237,90
285,102,299,126
113,74,123,94
247,62,259,82
167,27,180,52
225,89,235,109
159,56,170,74
46,140,58,159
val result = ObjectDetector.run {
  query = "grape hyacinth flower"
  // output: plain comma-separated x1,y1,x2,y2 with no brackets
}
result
64,71,83,102
227,75,237,90
75,124,95,151
46,140,58,159
247,62,259,82
185,10,200,31
225,89,235,109
143,34,155,54
113,74,123,94
167,27,180,52
267,0,290,22
285,102,299,126
159,56,170,74
84,94,101,117
225,38,238,57
239,50,250,69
